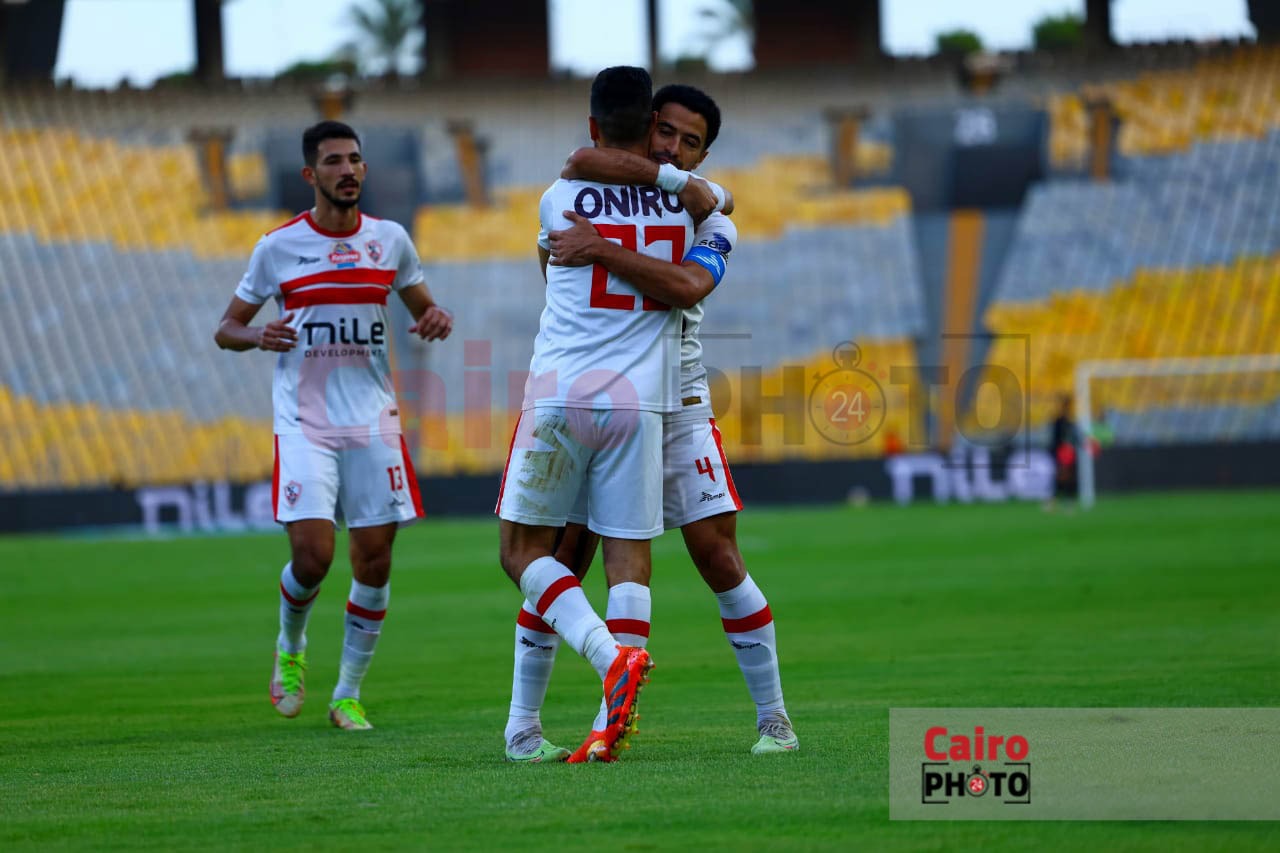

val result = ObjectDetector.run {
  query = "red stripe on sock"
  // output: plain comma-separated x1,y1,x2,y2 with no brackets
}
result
347,601,387,621
606,618,651,638
517,608,555,633
279,581,319,607
536,574,581,616
722,604,772,633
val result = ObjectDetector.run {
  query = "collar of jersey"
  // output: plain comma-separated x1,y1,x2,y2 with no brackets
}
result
304,211,363,238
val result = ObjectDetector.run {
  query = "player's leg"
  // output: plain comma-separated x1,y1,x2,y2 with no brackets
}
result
497,409,619,679
554,523,600,579
504,515,599,762
499,519,618,676
270,434,341,718
565,536,655,762
682,513,797,753
504,600,568,762
669,416,796,753
323,434,422,730
565,409,662,762
585,549,652,734
323,521,396,731
280,519,336,647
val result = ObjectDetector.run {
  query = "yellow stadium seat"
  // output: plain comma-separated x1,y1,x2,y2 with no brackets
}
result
979,253,1280,429
1051,45,1280,163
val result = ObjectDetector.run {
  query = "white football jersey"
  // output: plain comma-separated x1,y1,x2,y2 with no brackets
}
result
530,179,694,413
679,212,737,405
235,211,423,438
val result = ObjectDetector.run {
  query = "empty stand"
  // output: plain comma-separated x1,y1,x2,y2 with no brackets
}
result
980,131,1280,445
1049,45,1280,166
17,48,1275,487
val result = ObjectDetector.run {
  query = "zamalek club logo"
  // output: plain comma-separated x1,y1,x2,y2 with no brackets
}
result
920,726,1031,805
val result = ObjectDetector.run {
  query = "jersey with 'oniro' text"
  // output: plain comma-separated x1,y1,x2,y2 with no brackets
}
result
532,179,693,413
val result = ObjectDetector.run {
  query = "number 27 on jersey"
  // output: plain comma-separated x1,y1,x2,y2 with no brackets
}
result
589,224,685,312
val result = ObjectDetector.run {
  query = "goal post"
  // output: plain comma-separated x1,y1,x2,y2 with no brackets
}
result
1075,354,1280,509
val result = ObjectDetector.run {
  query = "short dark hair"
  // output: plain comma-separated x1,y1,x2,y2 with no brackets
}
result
653,84,722,149
589,66,654,145
302,121,361,167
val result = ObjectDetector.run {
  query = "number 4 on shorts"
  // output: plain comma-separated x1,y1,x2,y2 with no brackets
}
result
695,456,716,483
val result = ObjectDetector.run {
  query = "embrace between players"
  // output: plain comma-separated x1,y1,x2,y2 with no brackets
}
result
216,65,797,760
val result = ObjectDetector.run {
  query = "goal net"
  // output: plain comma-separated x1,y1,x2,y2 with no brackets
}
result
1074,354,1280,508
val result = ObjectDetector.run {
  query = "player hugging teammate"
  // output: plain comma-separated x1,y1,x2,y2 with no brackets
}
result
497,67,797,763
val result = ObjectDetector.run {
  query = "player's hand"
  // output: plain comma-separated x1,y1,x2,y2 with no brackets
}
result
258,312,297,352
410,305,453,341
548,211,603,267
679,177,720,223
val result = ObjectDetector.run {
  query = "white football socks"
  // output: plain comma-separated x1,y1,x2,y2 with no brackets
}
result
505,601,561,744
518,556,616,679
277,561,320,655
716,574,787,725
333,579,388,702
591,582,651,731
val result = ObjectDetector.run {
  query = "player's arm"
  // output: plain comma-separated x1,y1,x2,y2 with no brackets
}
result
214,296,297,352
398,283,453,341
538,245,550,282
562,147,655,183
218,237,296,351
561,147,734,221
392,225,453,341
547,211,723,310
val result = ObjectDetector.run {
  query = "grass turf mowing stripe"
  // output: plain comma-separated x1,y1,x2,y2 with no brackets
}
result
1,491,1277,849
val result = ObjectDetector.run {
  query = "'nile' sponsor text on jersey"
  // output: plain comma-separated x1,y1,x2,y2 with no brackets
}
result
236,211,423,439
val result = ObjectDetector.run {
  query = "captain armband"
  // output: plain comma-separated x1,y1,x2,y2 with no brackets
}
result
684,245,728,287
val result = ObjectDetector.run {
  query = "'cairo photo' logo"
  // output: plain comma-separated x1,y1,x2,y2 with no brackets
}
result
920,726,1031,805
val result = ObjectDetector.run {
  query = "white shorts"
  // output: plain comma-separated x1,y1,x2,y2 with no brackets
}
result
273,432,424,528
568,414,744,530
661,415,743,527
496,407,663,539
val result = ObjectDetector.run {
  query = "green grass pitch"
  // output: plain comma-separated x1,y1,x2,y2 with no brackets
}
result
3,491,1278,850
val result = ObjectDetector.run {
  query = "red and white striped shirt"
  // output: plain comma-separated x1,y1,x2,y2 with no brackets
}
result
235,211,423,439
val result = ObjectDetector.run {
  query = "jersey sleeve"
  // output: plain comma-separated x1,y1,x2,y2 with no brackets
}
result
693,212,737,258
233,236,277,305
392,224,426,290
537,183,565,251
683,212,737,286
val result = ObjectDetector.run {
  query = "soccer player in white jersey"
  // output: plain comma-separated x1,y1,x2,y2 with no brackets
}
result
214,121,453,731
497,66,725,763
503,86,798,761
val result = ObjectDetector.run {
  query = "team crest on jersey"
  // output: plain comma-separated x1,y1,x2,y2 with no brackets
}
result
329,242,361,267
284,481,302,506
364,239,383,263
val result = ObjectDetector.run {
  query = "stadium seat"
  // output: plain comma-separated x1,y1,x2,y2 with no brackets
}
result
1050,46,1280,166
